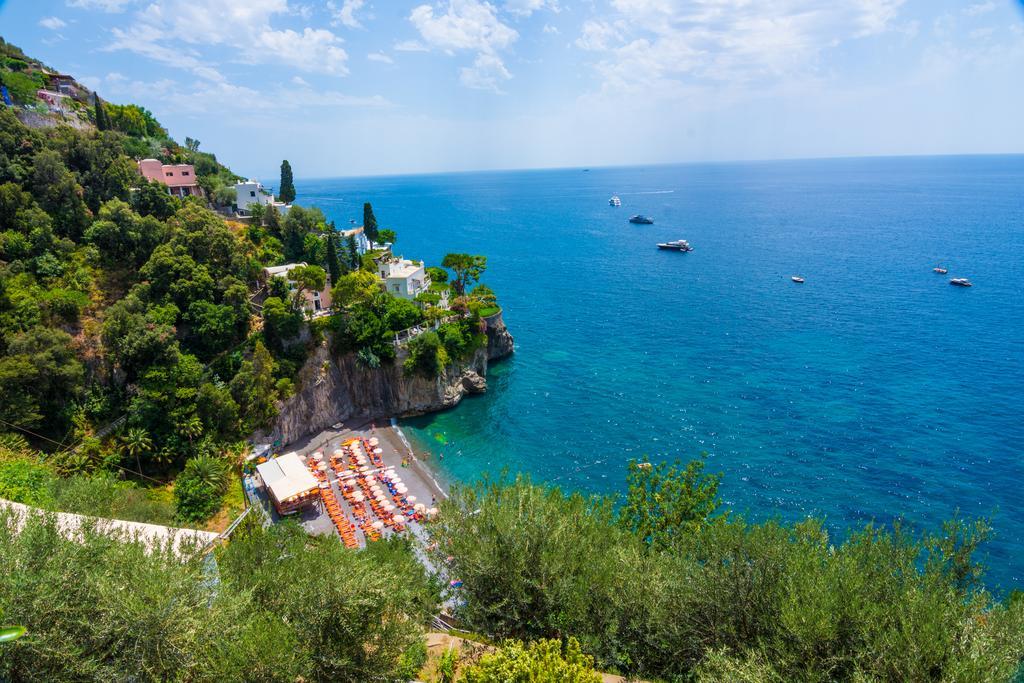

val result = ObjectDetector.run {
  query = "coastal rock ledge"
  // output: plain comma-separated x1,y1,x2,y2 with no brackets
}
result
255,315,514,445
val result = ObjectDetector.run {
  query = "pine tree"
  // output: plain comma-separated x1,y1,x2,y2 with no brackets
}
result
326,224,342,282
363,202,378,245
279,160,296,204
94,95,110,131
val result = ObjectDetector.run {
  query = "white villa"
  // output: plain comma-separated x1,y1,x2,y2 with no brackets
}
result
234,180,290,216
338,226,371,255
377,256,431,300
263,262,332,314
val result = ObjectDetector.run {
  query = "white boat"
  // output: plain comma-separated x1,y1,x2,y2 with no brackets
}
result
657,239,693,252
949,278,972,287
609,195,621,206
933,265,947,274
791,276,805,283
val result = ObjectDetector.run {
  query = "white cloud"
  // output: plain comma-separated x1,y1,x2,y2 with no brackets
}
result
39,16,67,30
368,51,395,64
504,0,558,17
964,1,996,17
575,20,618,51
410,0,518,54
394,40,430,52
250,28,349,75
459,53,512,92
95,71,390,115
104,0,349,78
408,0,519,91
66,0,135,12
334,0,366,28
578,0,909,95
542,24,559,35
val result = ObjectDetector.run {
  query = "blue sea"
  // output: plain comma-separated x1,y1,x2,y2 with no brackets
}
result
299,156,1024,590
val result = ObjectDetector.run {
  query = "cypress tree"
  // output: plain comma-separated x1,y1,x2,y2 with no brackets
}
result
346,235,359,270
363,202,378,245
94,95,110,131
326,224,342,282
279,160,296,204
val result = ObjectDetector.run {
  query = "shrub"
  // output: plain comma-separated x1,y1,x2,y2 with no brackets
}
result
0,458,56,507
174,456,229,523
404,331,444,377
461,638,602,683
432,471,1024,682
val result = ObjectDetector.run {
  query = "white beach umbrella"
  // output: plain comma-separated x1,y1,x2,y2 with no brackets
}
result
373,447,383,455
369,437,380,446
312,452,323,461
372,520,385,530
352,491,364,502
427,507,439,518
333,449,343,457
383,503,395,512
406,495,417,503
318,463,328,472
393,514,405,525
396,484,408,494
414,503,426,513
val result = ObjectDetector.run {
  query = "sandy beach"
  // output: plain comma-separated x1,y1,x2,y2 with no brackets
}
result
272,418,449,545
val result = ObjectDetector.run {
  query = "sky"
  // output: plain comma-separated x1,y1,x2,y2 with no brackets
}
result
2,0,1023,178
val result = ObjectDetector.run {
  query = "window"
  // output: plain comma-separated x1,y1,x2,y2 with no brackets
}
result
250,191,256,197
393,284,400,292
181,171,190,176
165,172,173,177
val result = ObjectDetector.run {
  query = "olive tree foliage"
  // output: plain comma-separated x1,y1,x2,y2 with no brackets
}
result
0,512,439,682
619,456,722,549
430,467,1024,682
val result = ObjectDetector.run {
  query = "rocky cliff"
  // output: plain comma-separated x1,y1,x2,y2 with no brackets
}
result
256,314,514,445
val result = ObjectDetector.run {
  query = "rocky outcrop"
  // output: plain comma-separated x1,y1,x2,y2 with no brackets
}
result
483,310,514,360
256,315,514,445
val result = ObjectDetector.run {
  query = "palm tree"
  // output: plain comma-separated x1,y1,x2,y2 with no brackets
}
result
180,416,203,444
185,456,228,495
121,427,152,476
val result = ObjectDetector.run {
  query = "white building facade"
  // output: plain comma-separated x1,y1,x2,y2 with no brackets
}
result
377,257,431,300
235,180,291,216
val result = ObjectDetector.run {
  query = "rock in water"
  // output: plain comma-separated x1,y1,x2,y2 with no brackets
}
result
461,371,487,394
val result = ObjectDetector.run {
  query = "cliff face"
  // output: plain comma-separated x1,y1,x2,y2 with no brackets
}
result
256,315,513,445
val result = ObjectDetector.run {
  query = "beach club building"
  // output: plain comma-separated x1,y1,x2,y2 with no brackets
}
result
255,452,319,515
262,262,333,314
377,256,431,300
137,159,202,198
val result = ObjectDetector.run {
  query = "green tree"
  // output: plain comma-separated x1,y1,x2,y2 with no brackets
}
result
619,456,722,549
0,327,84,436
262,296,302,348
346,234,359,270
174,455,228,522
325,228,342,283
331,269,380,309
93,94,110,131
363,202,378,244
378,228,396,245
461,639,602,683
278,160,296,204
230,341,279,432
287,264,326,307
441,253,487,296
121,427,153,476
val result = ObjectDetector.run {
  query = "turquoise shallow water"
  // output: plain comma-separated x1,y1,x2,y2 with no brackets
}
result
300,156,1024,589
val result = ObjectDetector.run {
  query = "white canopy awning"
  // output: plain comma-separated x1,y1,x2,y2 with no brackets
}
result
256,452,319,504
